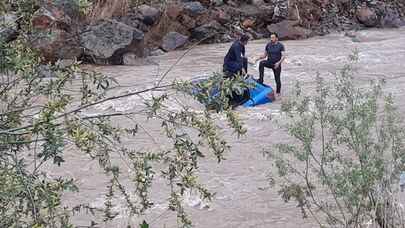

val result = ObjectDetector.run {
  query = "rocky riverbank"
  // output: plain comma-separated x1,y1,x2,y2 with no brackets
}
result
1,0,404,65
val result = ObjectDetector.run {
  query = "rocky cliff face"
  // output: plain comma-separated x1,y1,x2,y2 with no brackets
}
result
2,0,404,64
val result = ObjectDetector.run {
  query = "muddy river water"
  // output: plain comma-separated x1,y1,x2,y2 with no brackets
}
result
56,27,405,228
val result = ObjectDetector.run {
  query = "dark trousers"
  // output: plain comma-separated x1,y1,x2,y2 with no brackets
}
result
223,57,248,78
259,60,282,94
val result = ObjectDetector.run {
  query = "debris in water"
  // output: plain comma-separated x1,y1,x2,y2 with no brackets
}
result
183,190,211,210
400,172,405,192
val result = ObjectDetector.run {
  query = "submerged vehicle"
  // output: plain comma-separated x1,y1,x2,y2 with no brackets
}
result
242,78,275,107
190,76,275,109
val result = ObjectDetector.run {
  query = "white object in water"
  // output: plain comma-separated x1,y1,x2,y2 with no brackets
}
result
183,190,211,210
247,59,260,72
400,172,405,192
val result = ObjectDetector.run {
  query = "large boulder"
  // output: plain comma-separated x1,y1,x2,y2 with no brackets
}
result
287,0,322,28
146,0,212,48
116,13,148,32
179,1,211,28
178,14,197,29
53,0,82,19
380,8,403,28
30,29,82,62
30,4,82,62
0,13,18,43
356,4,378,27
252,0,265,7
183,1,206,16
212,0,225,6
238,4,274,23
271,0,289,22
161,32,189,51
213,9,231,24
144,10,189,49
191,20,225,42
31,4,72,31
242,18,255,28
165,3,184,20
267,20,312,40
195,0,212,6
219,2,274,35
80,19,145,65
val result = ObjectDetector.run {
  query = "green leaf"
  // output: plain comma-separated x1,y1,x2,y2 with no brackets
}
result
140,220,149,228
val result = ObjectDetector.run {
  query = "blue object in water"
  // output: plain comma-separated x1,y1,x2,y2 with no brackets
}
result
190,76,275,108
243,78,275,107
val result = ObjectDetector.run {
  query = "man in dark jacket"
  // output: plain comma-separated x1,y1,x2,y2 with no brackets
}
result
223,34,250,78
221,35,251,107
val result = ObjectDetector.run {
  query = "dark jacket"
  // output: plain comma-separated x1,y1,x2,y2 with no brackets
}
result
223,41,245,74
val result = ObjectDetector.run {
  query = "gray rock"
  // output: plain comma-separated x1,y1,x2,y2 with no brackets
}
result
37,64,58,78
116,13,151,32
0,13,18,43
31,5,72,30
335,0,350,4
344,31,357,38
356,5,378,27
229,3,273,24
212,0,224,6
191,21,224,41
183,1,206,16
123,53,157,66
138,4,160,25
214,9,231,25
272,0,288,21
150,48,166,56
226,0,238,7
55,59,76,68
239,4,272,18
53,0,81,19
29,4,83,61
380,8,403,28
80,19,145,64
267,20,312,40
122,52,138,65
161,32,189,51
30,29,82,62
252,0,265,7
246,28,265,39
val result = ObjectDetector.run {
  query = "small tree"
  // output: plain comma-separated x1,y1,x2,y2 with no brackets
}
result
268,51,405,228
0,2,248,227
